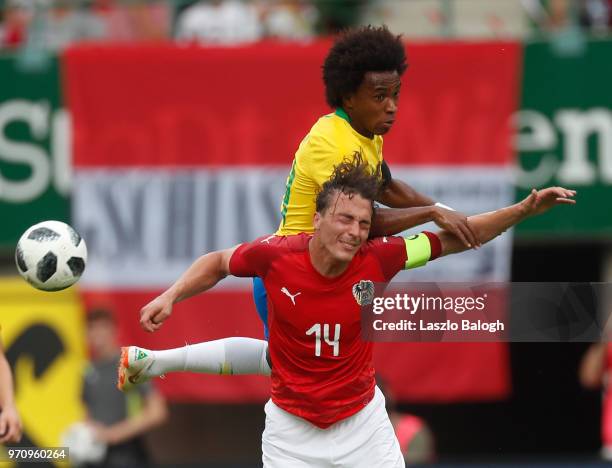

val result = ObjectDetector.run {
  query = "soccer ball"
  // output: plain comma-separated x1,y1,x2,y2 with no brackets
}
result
15,220,87,291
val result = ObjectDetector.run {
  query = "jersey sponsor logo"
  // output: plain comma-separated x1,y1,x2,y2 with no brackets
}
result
383,237,388,243
352,280,375,306
280,287,301,305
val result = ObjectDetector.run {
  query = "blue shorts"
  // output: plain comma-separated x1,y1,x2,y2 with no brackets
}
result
252,277,269,339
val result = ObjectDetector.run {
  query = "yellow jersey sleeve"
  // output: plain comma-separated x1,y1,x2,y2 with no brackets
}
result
276,112,384,236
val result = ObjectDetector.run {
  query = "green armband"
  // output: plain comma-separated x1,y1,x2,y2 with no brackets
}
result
404,233,432,269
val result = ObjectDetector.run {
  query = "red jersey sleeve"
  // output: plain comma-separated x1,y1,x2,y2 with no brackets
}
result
368,232,442,281
367,236,407,281
228,235,285,278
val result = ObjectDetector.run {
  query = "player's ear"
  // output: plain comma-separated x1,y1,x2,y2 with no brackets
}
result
342,94,355,111
313,212,322,230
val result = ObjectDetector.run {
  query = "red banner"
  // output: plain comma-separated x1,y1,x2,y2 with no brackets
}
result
82,290,510,403
64,41,520,168
66,41,519,402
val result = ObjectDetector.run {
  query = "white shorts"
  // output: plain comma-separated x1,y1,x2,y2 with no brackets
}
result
262,386,405,468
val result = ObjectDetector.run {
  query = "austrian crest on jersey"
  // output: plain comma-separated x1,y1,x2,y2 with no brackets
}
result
352,280,375,306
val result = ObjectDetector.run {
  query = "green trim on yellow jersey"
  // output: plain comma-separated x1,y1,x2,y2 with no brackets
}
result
403,234,432,269
280,159,297,227
334,108,350,122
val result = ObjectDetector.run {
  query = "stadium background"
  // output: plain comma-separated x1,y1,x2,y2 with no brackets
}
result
0,0,611,466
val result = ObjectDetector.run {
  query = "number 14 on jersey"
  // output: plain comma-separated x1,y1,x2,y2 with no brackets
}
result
306,323,341,357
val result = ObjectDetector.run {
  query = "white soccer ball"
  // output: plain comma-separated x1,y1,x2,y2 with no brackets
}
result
15,220,87,291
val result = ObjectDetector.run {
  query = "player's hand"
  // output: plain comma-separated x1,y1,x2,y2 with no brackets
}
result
520,187,576,217
432,207,480,249
140,294,174,333
0,404,22,443
88,421,116,445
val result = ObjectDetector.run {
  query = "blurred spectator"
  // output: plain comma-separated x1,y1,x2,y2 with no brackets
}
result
261,0,316,40
82,308,167,467
521,0,573,32
92,0,170,42
548,0,573,28
394,414,435,465
579,0,611,33
362,0,447,38
521,0,550,26
365,0,529,39
175,0,263,45
378,377,436,465
453,0,530,38
0,0,30,48
1,0,171,51
580,343,612,460
314,0,367,33
521,0,612,33
521,0,573,31
43,0,107,50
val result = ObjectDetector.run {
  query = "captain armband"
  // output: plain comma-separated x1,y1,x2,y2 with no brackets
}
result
403,232,441,269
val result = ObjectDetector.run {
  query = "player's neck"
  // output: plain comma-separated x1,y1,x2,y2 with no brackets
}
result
308,238,350,278
336,107,374,139
350,123,374,139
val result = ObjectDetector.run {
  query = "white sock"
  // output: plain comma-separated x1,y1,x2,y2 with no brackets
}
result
146,337,271,377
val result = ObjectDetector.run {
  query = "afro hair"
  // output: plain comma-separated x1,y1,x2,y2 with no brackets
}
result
322,25,408,109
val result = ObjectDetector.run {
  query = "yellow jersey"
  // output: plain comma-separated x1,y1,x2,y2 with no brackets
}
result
276,109,384,235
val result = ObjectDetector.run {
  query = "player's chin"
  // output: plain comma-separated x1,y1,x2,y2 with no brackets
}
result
334,244,358,261
375,122,394,134
334,252,356,263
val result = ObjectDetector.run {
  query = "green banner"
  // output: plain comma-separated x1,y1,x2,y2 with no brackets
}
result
516,40,612,238
0,54,69,251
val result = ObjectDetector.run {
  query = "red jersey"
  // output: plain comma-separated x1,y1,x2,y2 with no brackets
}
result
229,232,441,428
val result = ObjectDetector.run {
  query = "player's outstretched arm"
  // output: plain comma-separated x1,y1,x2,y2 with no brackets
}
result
373,168,480,248
371,204,479,249
0,341,22,443
140,245,239,332
437,187,576,257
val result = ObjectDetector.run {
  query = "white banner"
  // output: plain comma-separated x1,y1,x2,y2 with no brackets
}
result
391,167,514,283
73,166,513,288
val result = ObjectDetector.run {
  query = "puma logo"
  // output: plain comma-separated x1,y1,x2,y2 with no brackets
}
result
281,287,301,305
261,235,276,244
